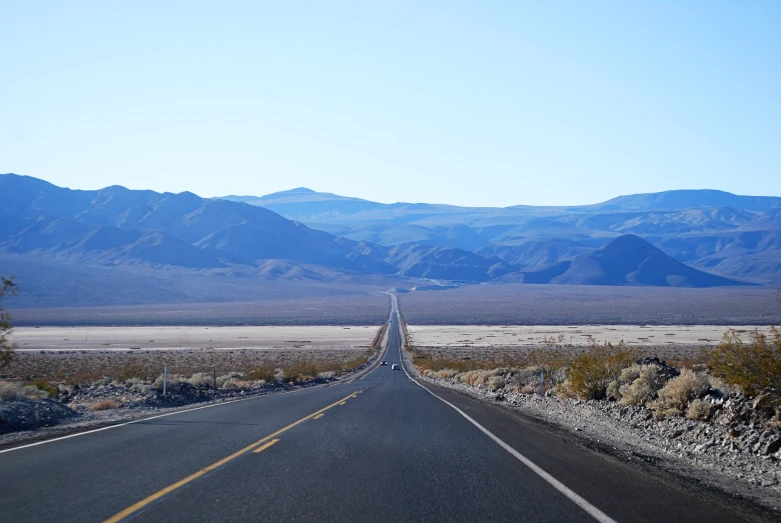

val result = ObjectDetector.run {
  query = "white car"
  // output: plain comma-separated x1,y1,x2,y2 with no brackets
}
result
391,364,400,370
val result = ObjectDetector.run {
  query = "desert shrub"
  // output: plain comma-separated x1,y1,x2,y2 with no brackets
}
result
568,338,636,400
215,374,239,388
435,369,459,380
705,328,781,400
244,367,276,382
90,399,119,411
317,371,337,380
706,374,740,395
528,335,572,387
457,370,492,387
686,398,712,420
0,380,20,401
508,367,545,393
152,374,183,393
20,385,49,400
341,354,371,372
486,375,504,391
27,379,59,398
281,362,321,382
0,276,17,369
650,369,709,418
188,372,217,387
113,363,155,383
125,377,151,393
220,378,241,390
617,365,668,406
411,351,490,374
552,379,577,399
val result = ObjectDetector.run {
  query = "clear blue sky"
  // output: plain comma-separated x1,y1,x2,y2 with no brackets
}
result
1,1,779,206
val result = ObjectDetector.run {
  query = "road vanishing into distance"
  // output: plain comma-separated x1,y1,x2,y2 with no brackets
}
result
0,296,766,522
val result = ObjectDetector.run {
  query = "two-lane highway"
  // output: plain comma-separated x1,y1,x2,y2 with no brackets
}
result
0,297,763,522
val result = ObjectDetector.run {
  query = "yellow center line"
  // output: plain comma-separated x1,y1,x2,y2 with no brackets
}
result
313,413,325,420
104,390,359,523
252,439,279,453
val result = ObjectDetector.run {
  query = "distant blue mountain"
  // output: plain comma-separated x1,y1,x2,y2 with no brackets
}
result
221,186,781,283
513,235,746,287
1,174,773,290
591,190,781,213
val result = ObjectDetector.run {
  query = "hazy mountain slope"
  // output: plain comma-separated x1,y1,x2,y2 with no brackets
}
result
386,245,516,281
0,174,393,275
477,238,605,268
0,253,406,309
220,187,781,283
517,235,747,287
591,190,781,213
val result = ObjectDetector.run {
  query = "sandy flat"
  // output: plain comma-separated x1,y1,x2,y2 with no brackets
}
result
407,325,777,348
10,326,377,352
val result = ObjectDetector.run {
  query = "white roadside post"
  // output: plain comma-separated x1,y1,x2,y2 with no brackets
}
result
163,365,168,396
539,371,544,397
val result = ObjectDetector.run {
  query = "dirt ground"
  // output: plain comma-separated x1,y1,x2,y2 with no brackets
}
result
406,324,777,365
3,326,383,383
9,326,377,352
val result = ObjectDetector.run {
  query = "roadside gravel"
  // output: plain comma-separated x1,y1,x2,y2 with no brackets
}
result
405,358,781,513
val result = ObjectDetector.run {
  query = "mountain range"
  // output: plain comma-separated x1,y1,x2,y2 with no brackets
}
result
223,187,781,284
0,173,777,310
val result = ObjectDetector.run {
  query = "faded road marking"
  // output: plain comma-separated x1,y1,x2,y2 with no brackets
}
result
104,390,359,523
253,439,279,454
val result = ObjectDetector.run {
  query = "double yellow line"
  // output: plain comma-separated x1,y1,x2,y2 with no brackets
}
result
104,390,360,523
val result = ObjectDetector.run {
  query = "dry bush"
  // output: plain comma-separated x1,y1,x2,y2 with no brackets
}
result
568,337,636,400
613,365,668,406
705,328,781,400
90,399,119,411
281,361,322,383
0,380,20,401
435,369,459,380
112,362,157,383
27,379,59,399
528,335,572,387
340,353,372,372
686,398,712,420
411,350,491,374
220,378,242,390
244,367,276,382
125,377,151,393
21,387,47,400
486,375,504,391
650,369,709,418
552,379,577,399
187,372,211,387
152,374,185,393
508,367,544,393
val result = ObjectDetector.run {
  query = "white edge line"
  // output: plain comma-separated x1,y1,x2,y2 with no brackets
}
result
396,312,618,523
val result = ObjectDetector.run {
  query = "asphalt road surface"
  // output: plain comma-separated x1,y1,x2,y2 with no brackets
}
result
0,296,768,522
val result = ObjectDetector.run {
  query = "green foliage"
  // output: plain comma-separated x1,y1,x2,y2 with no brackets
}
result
28,379,59,398
705,327,781,399
568,337,636,400
0,275,18,368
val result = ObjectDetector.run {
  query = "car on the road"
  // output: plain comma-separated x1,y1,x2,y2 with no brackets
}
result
380,360,388,365
391,364,400,370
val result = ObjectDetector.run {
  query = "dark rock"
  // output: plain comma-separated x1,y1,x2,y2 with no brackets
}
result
761,437,781,456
